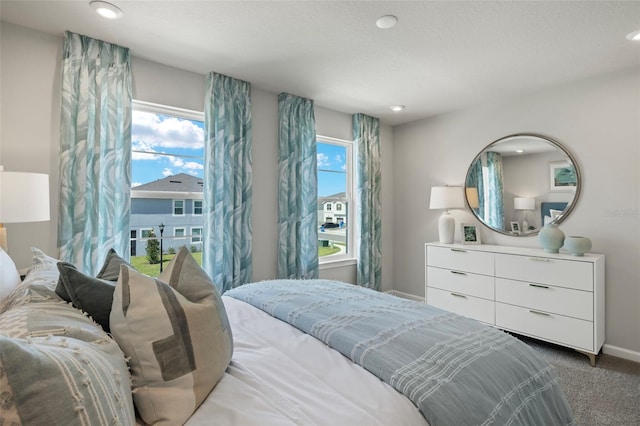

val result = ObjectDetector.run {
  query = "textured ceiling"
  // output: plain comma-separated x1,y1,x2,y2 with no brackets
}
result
2,1,639,125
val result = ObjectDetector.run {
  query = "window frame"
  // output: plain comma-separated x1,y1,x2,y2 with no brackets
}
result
317,135,356,267
193,200,203,216
174,227,186,239
173,199,185,216
191,226,203,244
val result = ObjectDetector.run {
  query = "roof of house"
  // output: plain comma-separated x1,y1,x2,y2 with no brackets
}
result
132,173,203,192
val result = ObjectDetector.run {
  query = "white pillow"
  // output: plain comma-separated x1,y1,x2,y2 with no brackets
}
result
0,248,21,303
549,209,564,219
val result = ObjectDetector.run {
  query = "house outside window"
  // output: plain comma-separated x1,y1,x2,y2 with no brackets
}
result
193,200,203,216
130,101,204,273
317,136,355,264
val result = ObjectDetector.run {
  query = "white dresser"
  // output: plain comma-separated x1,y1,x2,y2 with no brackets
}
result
425,242,605,366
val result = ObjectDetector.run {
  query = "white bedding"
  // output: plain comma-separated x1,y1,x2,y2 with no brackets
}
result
181,296,429,426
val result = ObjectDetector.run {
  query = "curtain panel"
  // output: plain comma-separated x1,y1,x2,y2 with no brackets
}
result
486,151,505,230
58,31,132,274
277,93,318,279
465,158,485,216
203,73,253,293
353,113,382,291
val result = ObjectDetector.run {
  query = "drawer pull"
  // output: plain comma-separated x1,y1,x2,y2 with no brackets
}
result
451,271,467,276
529,309,551,316
528,257,550,262
528,283,549,289
450,248,467,253
450,292,467,298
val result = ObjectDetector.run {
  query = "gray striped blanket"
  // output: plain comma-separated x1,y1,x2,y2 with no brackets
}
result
225,279,575,426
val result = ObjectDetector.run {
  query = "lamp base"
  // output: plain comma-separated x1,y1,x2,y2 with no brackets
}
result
438,212,455,244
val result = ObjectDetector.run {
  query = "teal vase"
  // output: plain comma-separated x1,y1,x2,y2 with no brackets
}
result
564,236,592,256
538,224,565,253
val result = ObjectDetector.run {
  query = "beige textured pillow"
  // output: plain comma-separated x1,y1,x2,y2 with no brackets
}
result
110,247,233,425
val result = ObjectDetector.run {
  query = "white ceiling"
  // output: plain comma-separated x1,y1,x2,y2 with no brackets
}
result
2,1,639,126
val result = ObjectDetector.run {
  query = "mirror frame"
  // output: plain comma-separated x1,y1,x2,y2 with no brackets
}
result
465,133,581,237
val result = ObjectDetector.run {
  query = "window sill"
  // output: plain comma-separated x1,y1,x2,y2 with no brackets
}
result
319,257,357,270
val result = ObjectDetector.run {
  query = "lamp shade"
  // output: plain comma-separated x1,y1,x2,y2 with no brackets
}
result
465,187,479,209
429,186,465,210
514,197,535,211
0,171,50,223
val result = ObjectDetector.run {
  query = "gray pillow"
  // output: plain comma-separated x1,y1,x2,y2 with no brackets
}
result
55,262,116,332
96,248,132,281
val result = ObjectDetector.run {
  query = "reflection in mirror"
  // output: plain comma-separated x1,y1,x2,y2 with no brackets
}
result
465,134,580,236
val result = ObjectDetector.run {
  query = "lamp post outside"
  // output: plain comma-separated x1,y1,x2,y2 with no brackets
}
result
159,223,165,272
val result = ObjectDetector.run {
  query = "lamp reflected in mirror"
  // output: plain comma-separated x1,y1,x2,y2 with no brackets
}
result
514,197,535,232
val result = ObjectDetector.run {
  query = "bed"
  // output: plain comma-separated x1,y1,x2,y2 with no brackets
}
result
541,201,568,225
0,247,575,426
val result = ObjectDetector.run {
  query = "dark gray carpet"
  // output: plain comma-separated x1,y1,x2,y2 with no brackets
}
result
521,336,640,426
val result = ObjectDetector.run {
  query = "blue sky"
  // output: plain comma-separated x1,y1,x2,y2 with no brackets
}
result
132,111,346,196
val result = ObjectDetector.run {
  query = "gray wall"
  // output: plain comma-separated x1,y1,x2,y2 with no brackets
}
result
393,69,640,358
0,22,395,291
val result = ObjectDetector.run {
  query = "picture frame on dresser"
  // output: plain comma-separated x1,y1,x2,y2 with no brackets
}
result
460,223,481,245
510,221,520,234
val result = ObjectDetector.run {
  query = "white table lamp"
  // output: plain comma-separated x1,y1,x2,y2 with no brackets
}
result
0,166,50,251
430,186,465,244
514,197,535,231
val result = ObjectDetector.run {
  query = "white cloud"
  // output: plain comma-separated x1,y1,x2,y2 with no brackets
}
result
317,152,330,167
162,168,173,177
132,111,204,151
132,182,143,188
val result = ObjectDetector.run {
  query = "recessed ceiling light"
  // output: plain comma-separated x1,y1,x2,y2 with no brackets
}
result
390,105,405,112
90,1,123,19
515,149,525,153
626,29,640,41
376,15,398,30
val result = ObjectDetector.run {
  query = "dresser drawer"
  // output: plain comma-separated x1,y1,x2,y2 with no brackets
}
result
427,287,494,324
427,266,494,300
427,246,494,276
496,303,593,352
495,278,592,321
495,253,592,291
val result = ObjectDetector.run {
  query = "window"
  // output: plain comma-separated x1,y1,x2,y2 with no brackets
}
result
317,136,355,263
140,228,154,239
173,200,185,216
174,227,186,239
191,227,203,244
193,200,203,216
130,101,205,272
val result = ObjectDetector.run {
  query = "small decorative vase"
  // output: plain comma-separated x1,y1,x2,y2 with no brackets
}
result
564,236,592,256
538,223,565,253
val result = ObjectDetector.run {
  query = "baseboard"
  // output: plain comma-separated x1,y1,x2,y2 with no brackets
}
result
602,344,640,363
385,290,425,303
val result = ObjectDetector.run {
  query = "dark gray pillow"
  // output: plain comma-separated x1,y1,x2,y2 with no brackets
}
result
56,262,116,332
95,248,132,281
55,248,130,302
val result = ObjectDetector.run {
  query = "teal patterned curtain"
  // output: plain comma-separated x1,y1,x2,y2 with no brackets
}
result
486,151,505,229
465,158,485,217
203,73,253,293
277,93,318,279
353,113,381,291
58,32,132,274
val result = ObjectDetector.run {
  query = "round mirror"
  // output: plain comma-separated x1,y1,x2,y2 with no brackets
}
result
464,133,580,236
